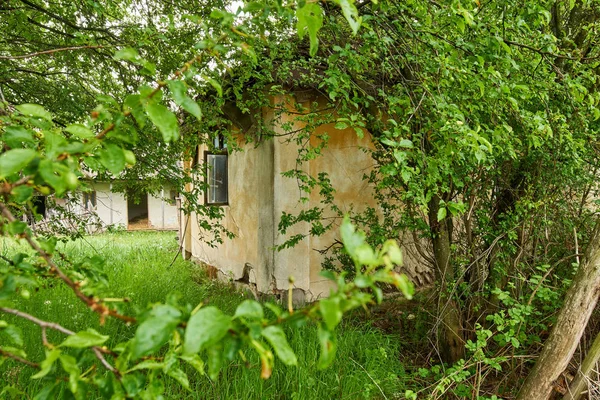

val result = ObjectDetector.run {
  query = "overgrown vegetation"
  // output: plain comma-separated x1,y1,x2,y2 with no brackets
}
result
3,0,600,398
0,231,409,399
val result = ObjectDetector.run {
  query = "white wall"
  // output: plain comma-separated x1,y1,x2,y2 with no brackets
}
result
148,186,178,230
93,182,127,228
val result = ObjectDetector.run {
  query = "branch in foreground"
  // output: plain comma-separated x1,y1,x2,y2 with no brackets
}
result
0,307,118,376
0,348,39,368
0,201,136,324
0,45,105,60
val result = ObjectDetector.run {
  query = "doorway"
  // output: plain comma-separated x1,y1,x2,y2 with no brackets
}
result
127,192,148,230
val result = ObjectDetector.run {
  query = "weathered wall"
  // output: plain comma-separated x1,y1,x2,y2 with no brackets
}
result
189,136,265,287
85,182,178,230
93,182,127,227
185,93,382,301
148,186,178,230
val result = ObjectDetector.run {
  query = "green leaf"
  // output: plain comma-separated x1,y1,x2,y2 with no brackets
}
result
317,324,337,369
121,372,145,397
332,0,362,34
167,368,190,390
38,160,67,195
183,306,232,355
392,273,414,300
113,48,140,62
124,94,147,128
340,215,366,262
15,104,52,121
264,302,282,317
3,126,35,148
32,383,58,400
131,304,181,359
59,329,108,348
144,102,179,142
100,144,126,175
319,297,342,331
398,139,413,148
2,325,23,347
437,207,447,221
10,185,33,204
59,354,80,394
32,349,61,379
234,300,264,320
168,80,202,120
7,221,27,236
355,244,378,266
261,326,297,366
207,344,224,380
126,360,164,372
383,240,403,265
0,149,36,179
205,77,223,97
355,274,373,288
334,121,348,130
179,353,205,375
65,124,94,139
296,2,323,57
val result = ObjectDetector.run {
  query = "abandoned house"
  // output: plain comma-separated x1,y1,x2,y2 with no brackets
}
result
179,91,432,302
33,181,179,232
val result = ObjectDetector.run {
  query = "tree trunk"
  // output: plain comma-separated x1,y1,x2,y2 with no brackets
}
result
563,330,600,400
429,195,465,363
517,220,600,400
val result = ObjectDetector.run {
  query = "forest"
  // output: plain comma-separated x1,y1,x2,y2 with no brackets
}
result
1,0,600,398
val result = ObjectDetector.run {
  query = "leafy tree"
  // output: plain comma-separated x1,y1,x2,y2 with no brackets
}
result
0,0,414,397
3,0,600,397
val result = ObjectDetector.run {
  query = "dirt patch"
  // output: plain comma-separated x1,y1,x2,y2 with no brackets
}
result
128,215,149,230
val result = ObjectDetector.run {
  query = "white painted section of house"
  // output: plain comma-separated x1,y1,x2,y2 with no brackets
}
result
148,186,178,230
93,182,127,227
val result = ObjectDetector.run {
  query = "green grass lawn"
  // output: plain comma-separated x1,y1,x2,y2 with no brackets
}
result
1,231,408,399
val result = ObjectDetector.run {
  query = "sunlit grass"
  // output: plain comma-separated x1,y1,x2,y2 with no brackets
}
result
1,231,407,399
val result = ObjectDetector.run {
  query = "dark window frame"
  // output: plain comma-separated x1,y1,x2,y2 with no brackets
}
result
204,150,229,206
83,191,97,210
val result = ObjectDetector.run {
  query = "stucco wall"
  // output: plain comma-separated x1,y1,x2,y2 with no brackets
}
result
189,137,264,287
87,182,177,230
93,182,127,227
186,93,381,301
147,187,179,230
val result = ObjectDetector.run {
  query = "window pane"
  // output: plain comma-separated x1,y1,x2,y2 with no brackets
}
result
207,154,228,204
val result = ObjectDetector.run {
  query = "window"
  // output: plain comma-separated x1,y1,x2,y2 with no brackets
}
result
205,134,228,205
83,191,96,210
167,190,177,206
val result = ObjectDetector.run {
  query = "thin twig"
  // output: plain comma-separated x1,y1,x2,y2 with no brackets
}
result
503,39,600,62
93,347,118,375
0,348,39,368
0,307,74,335
0,307,119,376
350,357,388,400
0,202,136,323
0,45,105,60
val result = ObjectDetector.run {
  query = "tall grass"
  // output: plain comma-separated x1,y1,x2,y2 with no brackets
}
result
1,231,407,399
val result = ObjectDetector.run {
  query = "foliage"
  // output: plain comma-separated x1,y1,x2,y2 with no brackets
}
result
0,0,419,397
2,0,600,397
204,0,600,379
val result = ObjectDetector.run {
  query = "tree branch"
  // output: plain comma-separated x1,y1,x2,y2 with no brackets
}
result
0,307,119,376
504,39,600,61
0,45,105,60
0,348,39,368
0,307,75,335
0,201,136,324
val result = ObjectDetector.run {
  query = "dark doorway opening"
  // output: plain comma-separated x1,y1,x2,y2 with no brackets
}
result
32,196,46,217
127,192,148,230
27,196,47,225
